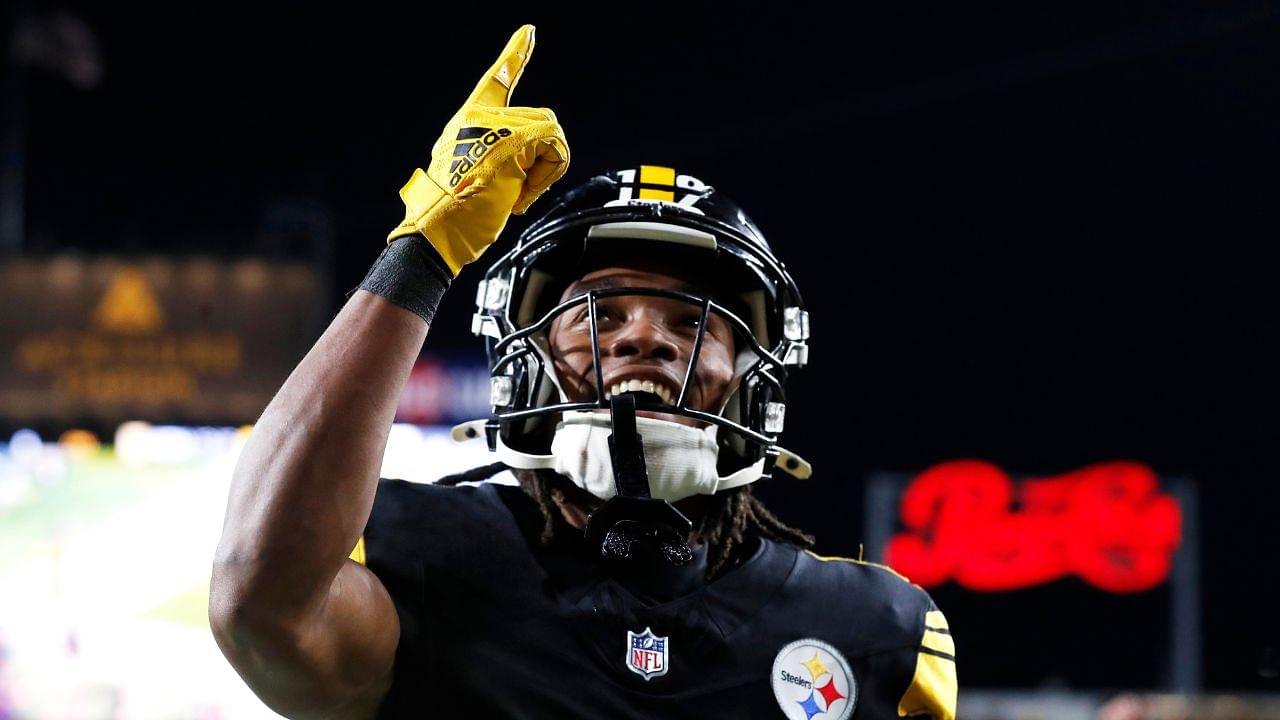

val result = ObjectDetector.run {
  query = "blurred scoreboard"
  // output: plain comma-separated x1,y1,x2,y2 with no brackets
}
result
0,256,323,425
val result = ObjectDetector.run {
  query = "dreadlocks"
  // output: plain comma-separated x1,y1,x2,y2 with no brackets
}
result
437,463,814,580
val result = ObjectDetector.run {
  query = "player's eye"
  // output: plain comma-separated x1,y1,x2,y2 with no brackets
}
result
569,305,609,325
565,307,587,325
674,313,703,333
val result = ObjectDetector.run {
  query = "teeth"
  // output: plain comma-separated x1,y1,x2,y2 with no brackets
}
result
605,378,676,405
655,384,673,405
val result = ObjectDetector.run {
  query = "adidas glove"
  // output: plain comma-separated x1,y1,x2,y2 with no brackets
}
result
387,24,570,276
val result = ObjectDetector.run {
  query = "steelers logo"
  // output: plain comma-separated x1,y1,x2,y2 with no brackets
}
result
770,638,856,720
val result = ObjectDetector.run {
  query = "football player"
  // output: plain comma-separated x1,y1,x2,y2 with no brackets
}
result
210,25,957,720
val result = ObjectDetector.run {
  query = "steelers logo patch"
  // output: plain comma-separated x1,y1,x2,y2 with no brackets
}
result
770,639,856,720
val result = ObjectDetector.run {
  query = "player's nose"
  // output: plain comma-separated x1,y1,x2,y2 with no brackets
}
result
605,314,679,362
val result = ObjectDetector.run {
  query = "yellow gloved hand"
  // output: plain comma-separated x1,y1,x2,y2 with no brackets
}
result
388,24,570,276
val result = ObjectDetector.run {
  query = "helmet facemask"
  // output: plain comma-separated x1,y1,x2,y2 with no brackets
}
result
491,282,789,471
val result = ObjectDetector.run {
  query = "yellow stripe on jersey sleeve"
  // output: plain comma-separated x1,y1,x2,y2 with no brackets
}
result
921,628,955,656
899,608,957,720
898,650,957,720
349,536,367,566
921,609,954,655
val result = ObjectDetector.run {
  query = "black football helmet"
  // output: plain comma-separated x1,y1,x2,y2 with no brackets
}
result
459,165,812,484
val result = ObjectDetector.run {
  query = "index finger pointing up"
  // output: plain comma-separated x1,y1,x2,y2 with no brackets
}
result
466,24,537,107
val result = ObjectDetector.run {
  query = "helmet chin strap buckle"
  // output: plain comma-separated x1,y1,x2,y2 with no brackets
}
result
584,394,694,567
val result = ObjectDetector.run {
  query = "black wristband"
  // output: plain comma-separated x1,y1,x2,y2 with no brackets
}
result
355,235,452,324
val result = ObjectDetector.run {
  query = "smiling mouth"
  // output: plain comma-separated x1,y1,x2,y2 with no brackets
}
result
604,378,678,406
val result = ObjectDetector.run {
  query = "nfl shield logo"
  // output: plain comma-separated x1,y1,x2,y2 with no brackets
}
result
625,627,669,681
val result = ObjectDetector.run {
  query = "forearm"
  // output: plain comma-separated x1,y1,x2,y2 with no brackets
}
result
213,287,427,615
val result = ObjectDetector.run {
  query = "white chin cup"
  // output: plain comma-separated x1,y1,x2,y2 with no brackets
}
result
548,410,763,502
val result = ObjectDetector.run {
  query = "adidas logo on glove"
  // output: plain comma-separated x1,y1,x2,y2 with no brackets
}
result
449,126,514,188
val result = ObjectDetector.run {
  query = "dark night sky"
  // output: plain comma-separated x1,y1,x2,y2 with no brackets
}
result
11,1,1280,692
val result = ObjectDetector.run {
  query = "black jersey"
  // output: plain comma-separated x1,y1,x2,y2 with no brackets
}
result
354,479,957,720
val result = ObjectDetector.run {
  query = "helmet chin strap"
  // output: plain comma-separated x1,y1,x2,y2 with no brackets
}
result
583,394,695,567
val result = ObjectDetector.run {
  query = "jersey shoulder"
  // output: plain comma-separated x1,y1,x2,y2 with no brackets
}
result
359,479,529,571
790,549,935,650
369,477,505,529
368,477,499,534
789,550,957,720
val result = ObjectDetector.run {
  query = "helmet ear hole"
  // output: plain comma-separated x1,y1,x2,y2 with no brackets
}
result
515,268,556,328
498,332,572,455
737,289,772,352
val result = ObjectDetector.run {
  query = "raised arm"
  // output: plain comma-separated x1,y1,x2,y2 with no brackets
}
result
209,288,426,719
208,24,568,720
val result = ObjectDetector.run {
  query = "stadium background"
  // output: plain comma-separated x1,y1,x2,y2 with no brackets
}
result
2,3,1278,718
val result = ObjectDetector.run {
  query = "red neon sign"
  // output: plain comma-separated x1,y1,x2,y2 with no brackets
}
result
885,460,1181,593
